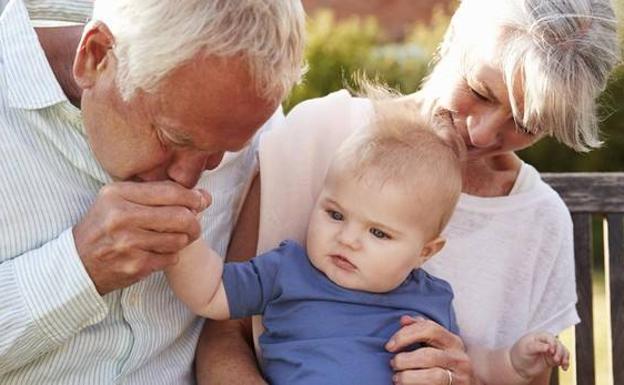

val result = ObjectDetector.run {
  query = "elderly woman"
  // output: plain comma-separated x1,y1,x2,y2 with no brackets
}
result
196,0,620,384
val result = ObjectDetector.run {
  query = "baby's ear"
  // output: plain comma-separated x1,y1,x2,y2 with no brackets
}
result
420,237,446,260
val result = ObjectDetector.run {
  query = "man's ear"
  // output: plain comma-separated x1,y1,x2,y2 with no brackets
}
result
73,21,115,90
419,236,446,262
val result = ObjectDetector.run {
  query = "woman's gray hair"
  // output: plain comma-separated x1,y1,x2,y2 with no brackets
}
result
424,0,621,151
92,0,306,102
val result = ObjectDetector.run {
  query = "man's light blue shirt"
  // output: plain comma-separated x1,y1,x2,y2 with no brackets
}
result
0,1,277,383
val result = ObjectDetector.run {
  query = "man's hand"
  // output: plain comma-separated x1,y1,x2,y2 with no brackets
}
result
387,316,478,385
73,181,211,294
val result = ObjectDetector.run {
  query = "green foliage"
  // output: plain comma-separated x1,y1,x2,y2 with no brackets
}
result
519,66,624,171
283,7,451,111
283,10,380,111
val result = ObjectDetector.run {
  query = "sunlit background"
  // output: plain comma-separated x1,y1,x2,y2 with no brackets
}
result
290,1,624,384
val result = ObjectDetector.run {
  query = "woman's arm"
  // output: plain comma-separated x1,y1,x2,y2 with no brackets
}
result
195,174,266,385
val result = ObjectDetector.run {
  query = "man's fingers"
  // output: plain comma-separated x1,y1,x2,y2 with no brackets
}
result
129,230,191,254
88,249,178,293
106,202,202,240
387,317,464,352
105,181,211,212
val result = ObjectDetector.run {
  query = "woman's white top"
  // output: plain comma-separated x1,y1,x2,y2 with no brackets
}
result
258,90,579,349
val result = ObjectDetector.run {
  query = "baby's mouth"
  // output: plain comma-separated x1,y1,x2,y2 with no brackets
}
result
330,254,357,271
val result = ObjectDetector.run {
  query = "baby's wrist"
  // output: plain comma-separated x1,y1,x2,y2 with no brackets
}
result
507,348,532,384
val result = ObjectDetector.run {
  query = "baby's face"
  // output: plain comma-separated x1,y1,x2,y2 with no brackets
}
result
306,166,437,293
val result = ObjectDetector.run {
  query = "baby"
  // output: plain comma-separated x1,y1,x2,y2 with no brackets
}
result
166,102,569,385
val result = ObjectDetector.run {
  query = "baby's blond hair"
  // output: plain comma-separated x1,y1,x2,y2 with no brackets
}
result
333,98,464,238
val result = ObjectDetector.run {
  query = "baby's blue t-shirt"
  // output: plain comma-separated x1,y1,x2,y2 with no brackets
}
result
222,240,458,385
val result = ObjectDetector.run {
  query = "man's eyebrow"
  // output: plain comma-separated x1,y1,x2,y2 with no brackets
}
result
160,125,194,146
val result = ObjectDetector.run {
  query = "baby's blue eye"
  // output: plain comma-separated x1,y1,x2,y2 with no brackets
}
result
370,228,390,239
326,210,343,221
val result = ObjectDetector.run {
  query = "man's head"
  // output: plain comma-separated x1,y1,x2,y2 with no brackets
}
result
306,103,464,293
73,0,305,187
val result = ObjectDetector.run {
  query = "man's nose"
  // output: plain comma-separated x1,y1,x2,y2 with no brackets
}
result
205,152,225,171
166,150,213,188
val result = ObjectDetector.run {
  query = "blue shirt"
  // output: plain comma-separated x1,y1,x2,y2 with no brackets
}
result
223,240,459,385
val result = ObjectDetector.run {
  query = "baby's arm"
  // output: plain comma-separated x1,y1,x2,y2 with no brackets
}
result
165,240,230,320
470,332,569,385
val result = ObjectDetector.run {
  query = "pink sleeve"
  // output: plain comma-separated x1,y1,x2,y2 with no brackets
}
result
257,90,372,253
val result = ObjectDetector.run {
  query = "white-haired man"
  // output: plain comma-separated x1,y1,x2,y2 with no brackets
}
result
0,0,304,384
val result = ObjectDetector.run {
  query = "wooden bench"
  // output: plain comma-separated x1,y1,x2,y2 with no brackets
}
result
543,173,624,385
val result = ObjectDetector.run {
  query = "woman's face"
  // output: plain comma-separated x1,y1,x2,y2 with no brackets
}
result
430,36,543,160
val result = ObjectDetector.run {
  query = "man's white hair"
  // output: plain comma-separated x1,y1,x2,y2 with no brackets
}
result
92,0,306,102
423,0,620,151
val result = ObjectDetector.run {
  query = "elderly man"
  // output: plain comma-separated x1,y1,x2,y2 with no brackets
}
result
0,0,304,384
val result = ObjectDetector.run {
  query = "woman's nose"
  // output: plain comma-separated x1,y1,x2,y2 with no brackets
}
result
466,111,506,148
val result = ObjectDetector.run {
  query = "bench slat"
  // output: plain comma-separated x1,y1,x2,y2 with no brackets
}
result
607,214,624,385
542,173,624,213
549,365,559,385
572,213,595,385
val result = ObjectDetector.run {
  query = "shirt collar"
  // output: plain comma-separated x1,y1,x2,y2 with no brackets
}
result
0,0,71,109
25,0,92,24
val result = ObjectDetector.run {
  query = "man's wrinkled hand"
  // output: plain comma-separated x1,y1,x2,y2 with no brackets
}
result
73,181,211,295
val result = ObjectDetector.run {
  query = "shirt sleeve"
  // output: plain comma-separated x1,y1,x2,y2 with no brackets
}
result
448,305,460,336
0,228,108,375
222,244,286,319
527,203,580,335
25,0,93,23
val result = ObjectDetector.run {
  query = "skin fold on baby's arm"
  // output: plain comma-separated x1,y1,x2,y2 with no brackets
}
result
165,240,230,320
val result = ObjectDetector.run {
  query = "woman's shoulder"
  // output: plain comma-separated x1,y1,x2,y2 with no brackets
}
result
459,163,571,221
289,89,371,115
524,164,573,223
289,89,372,117
263,90,373,148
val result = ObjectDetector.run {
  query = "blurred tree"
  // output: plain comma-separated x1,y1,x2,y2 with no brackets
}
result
283,10,380,111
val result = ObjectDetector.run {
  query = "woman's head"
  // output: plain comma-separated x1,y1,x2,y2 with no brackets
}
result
421,0,620,156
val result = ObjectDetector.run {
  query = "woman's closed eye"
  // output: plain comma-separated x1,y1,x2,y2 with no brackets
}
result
369,227,391,240
469,86,489,102
326,209,344,221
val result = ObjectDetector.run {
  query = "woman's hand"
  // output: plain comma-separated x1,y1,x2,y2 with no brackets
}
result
386,316,478,385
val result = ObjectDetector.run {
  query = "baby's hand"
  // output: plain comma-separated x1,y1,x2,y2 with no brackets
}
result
509,332,570,380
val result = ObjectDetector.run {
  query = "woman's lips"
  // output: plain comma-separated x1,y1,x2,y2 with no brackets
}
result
330,255,357,271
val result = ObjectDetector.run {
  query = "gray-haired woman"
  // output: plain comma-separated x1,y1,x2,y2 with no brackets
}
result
197,1,620,384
